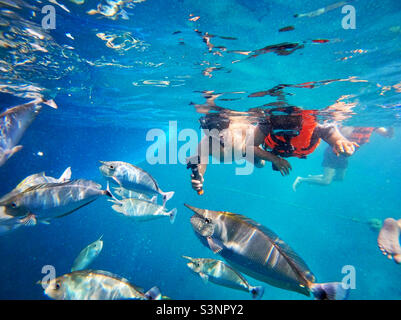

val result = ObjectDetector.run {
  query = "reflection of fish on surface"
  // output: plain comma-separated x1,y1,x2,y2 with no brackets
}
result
109,197,177,224
183,256,264,299
71,236,103,272
42,270,161,300
0,98,57,167
185,204,350,300
99,161,174,207
0,179,111,223
0,167,72,202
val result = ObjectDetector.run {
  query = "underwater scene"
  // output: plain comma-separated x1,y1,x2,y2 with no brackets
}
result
0,0,401,300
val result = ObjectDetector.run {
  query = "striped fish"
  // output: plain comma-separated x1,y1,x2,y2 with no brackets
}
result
183,256,264,299
0,179,111,222
185,204,349,300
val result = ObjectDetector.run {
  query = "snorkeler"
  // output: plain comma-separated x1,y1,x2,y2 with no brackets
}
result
292,126,393,191
187,100,358,194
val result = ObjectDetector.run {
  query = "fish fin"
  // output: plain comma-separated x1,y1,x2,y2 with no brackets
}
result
150,196,157,204
112,176,122,186
58,167,72,182
6,145,23,158
200,272,209,284
19,214,37,227
161,191,175,207
250,286,264,300
311,282,350,300
168,208,177,224
207,236,223,254
144,286,161,300
42,99,58,109
111,204,124,214
40,220,51,225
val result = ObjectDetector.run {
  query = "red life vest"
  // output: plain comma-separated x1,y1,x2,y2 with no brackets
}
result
263,110,321,158
348,127,375,145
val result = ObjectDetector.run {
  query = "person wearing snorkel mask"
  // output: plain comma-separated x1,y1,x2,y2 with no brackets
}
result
187,106,358,195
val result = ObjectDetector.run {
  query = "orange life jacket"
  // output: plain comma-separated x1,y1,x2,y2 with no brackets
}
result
348,127,375,145
263,110,320,158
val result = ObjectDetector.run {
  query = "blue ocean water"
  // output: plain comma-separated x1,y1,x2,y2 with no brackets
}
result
0,0,401,300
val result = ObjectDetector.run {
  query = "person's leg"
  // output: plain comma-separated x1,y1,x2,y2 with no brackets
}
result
378,218,401,264
333,168,347,181
292,167,335,191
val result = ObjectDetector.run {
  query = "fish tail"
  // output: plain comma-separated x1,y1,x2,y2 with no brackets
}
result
144,286,162,300
311,282,350,300
161,191,175,207
249,286,264,300
168,208,177,224
58,167,72,182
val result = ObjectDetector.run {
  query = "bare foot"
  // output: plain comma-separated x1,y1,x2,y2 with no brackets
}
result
378,218,401,264
292,177,303,192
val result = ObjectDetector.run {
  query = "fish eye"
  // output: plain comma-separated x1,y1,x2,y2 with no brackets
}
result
55,282,61,290
109,165,114,170
11,202,17,208
204,218,211,224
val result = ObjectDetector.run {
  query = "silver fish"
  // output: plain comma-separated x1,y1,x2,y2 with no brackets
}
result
71,236,103,272
113,186,156,203
109,198,177,224
42,270,161,300
0,179,111,222
183,256,264,299
99,161,174,206
185,204,350,300
0,205,36,235
0,167,72,202
0,98,57,167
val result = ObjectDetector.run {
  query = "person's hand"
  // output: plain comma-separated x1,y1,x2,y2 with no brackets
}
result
333,139,359,156
272,157,292,176
191,173,204,192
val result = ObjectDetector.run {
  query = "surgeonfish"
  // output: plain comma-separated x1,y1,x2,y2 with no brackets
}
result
183,256,264,299
185,204,350,300
109,197,177,224
0,179,112,223
71,236,103,272
0,98,57,167
0,167,72,202
99,161,174,207
42,270,161,300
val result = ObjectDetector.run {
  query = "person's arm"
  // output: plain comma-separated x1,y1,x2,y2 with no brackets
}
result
251,126,292,176
318,124,359,156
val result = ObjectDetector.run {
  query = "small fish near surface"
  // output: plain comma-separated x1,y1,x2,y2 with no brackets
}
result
185,204,350,300
71,236,103,272
41,270,162,300
183,256,264,299
0,167,72,202
0,98,57,167
109,197,177,224
0,179,112,224
99,161,174,207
